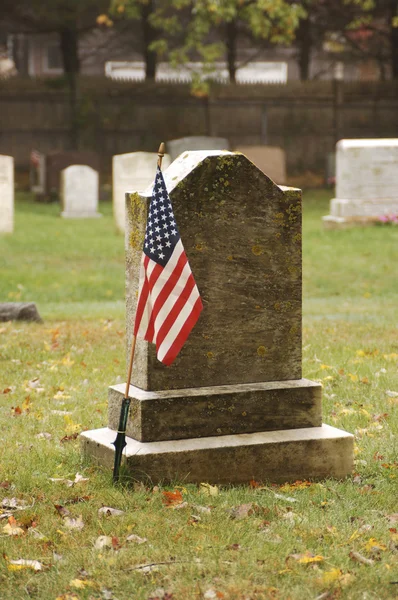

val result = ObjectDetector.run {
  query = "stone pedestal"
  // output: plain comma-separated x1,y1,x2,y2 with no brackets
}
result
323,139,398,228
113,151,171,234
82,150,353,483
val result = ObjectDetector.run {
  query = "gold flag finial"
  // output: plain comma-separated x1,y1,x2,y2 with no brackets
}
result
157,142,165,168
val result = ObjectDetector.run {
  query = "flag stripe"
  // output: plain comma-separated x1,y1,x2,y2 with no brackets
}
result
161,296,204,365
155,273,197,349
157,286,202,362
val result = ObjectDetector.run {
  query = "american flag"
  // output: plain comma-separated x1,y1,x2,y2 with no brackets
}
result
133,166,203,365
30,149,41,167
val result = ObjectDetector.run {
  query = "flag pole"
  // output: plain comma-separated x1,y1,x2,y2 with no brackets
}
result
112,142,166,483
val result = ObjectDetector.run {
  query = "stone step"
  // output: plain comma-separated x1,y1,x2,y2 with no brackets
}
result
108,379,322,442
81,424,353,485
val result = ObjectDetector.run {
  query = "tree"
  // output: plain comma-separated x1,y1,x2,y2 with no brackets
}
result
108,0,159,79
150,0,305,86
3,0,109,148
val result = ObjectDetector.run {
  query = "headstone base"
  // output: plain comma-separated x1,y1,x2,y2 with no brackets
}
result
107,380,322,442
61,211,102,219
322,215,380,229
80,424,353,484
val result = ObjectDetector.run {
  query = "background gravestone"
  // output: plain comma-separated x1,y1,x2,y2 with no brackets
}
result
113,151,171,234
0,155,14,234
167,136,230,161
81,151,353,484
323,138,398,228
235,145,287,184
60,165,101,219
45,150,100,201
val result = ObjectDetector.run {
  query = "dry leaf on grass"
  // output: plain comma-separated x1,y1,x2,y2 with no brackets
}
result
349,551,374,565
94,535,113,550
3,516,25,536
6,558,44,571
69,579,95,589
64,516,84,530
1,497,30,510
126,534,147,544
50,473,89,487
55,595,79,600
98,506,125,517
287,551,324,564
199,483,219,496
162,490,183,507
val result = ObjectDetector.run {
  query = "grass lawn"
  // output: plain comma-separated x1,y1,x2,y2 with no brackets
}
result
0,191,397,600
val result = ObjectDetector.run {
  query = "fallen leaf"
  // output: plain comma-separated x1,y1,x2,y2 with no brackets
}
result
7,558,43,571
192,504,212,514
36,432,52,440
162,490,183,507
94,535,113,550
1,497,29,510
364,537,386,553
55,595,79,600
349,551,374,565
69,579,95,589
64,516,84,530
288,551,324,564
60,433,79,443
386,390,398,398
317,568,343,586
3,516,24,536
386,513,398,524
226,543,241,551
98,506,125,517
199,483,219,496
273,492,297,503
54,504,71,518
126,534,147,544
229,503,255,520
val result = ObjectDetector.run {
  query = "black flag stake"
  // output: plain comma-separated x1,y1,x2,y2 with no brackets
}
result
112,142,166,484
112,397,131,482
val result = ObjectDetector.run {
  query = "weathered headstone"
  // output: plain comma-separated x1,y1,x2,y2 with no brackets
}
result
113,151,171,233
235,146,287,184
0,154,14,234
46,151,100,200
167,136,230,161
60,165,101,218
323,139,398,228
81,150,353,484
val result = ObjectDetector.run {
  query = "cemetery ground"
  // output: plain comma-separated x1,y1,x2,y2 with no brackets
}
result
0,191,397,600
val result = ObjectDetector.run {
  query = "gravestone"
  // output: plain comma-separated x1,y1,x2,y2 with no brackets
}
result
235,145,286,184
46,150,100,200
113,151,171,233
323,139,398,228
167,136,230,161
81,150,353,483
0,155,14,234
60,165,101,218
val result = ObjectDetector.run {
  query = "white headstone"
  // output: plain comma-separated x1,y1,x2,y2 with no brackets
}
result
60,165,101,218
323,139,398,228
167,136,230,162
113,152,171,233
0,155,14,234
